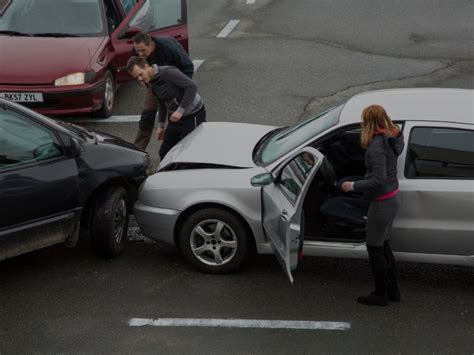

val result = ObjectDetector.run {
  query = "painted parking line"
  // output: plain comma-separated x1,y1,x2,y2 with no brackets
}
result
129,318,351,331
216,20,240,38
71,59,205,123
246,0,255,4
193,59,204,71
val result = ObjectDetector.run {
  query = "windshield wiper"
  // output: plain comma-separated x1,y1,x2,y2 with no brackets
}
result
32,32,80,37
0,30,32,36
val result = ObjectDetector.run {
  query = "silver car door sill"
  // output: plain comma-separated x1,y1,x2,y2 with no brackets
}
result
303,241,368,259
303,240,365,249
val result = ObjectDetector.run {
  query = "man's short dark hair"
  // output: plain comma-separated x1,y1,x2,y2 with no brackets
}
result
133,32,153,46
126,56,148,73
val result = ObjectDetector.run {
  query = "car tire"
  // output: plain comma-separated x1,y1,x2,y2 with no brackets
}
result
91,186,128,257
94,71,115,118
180,208,249,274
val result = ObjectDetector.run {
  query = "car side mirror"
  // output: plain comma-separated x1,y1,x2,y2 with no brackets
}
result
125,26,141,38
251,172,274,187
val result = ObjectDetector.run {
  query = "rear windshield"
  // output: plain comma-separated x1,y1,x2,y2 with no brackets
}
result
0,0,105,37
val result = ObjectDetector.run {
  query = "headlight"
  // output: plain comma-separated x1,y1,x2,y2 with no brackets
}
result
54,73,85,86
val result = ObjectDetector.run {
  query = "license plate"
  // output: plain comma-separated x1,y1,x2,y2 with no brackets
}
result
0,92,44,103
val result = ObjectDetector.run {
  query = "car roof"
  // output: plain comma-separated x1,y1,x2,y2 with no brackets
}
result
339,88,474,125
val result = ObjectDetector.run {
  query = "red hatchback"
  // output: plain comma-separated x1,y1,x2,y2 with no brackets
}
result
0,0,189,117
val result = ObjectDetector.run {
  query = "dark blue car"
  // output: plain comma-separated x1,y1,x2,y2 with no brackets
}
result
0,98,150,260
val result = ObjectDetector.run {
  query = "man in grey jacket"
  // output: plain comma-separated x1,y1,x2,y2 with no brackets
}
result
132,32,194,150
126,56,206,160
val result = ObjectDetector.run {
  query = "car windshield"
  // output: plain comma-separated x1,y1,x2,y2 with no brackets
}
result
0,0,105,37
255,105,343,166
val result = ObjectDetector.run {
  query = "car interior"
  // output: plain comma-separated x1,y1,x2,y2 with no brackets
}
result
302,125,369,243
104,0,123,33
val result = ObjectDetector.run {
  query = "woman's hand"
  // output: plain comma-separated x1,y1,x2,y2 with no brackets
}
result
342,181,354,192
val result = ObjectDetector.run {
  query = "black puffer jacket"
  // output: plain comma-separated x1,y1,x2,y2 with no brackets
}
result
133,36,194,78
353,133,405,200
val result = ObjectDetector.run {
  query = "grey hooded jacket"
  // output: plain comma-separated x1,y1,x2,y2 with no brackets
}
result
353,132,405,200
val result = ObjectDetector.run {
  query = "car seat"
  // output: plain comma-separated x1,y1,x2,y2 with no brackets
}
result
320,196,369,228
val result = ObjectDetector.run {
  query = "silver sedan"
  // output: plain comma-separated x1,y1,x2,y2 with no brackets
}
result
135,88,474,282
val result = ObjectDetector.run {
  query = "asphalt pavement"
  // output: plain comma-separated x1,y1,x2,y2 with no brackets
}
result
1,0,474,353
1,237,473,353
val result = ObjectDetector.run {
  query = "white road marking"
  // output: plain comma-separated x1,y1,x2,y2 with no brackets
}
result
129,318,351,331
71,59,205,123
193,59,204,71
216,20,240,38
246,0,255,3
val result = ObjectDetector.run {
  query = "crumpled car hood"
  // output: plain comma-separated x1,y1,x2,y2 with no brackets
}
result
159,122,276,169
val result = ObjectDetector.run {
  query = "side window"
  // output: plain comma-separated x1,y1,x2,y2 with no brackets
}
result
278,152,317,205
0,108,63,169
405,127,474,179
129,0,182,31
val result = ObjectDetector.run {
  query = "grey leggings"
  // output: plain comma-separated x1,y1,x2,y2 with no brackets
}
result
366,195,401,247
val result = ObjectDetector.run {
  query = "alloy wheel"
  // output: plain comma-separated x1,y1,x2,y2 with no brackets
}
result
113,199,127,244
104,76,114,112
190,219,238,266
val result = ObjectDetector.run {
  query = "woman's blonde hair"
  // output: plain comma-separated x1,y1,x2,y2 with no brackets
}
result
360,105,399,148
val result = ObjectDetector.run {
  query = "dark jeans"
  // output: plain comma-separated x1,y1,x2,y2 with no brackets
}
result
138,88,159,132
159,105,206,159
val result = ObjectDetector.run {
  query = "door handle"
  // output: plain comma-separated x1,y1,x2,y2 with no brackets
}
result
174,34,184,39
280,210,288,220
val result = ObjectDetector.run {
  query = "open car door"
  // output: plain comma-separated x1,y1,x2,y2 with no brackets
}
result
262,147,324,283
111,0,188,83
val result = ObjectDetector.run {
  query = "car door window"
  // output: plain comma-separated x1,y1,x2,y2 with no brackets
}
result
0,108,63,169
129,0,182,31
405,127,474,179
277,152,316,205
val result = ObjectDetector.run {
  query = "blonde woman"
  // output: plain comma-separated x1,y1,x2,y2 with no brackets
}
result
342,105,404,306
